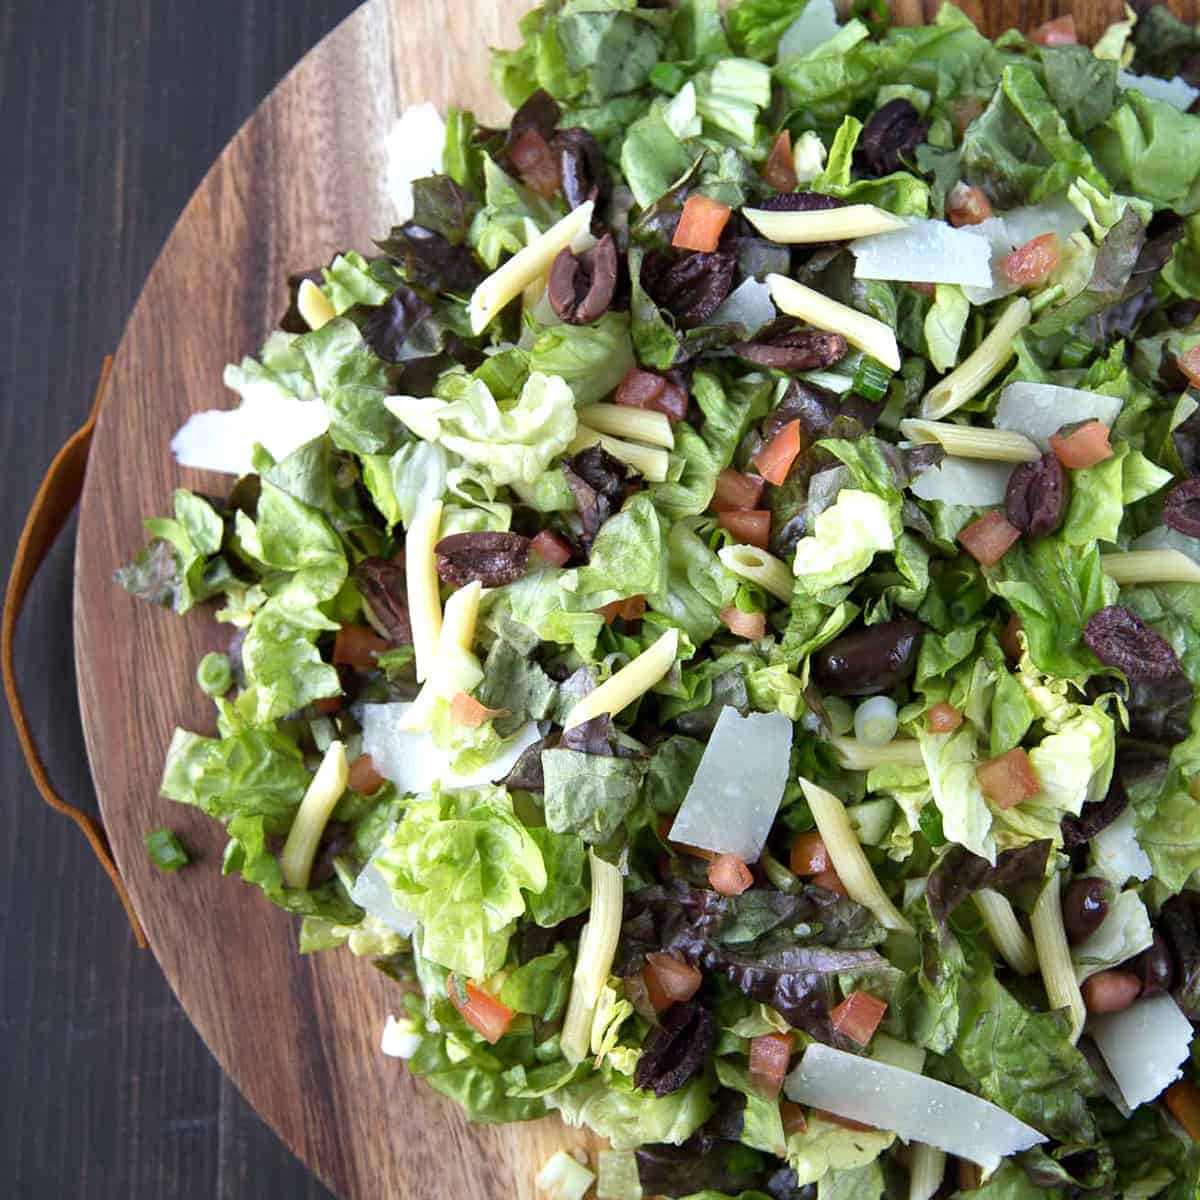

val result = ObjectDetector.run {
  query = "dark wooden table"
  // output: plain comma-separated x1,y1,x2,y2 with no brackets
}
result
0,2,359,1194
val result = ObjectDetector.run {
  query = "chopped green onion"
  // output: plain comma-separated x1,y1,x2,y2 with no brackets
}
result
649,62,686,94
146,828,190,873
852,356,894,403
854,696,899,746
759,847,801,894
1058,338,1093,369
195,651,232,697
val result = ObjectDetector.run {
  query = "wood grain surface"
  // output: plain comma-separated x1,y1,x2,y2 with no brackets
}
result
67,2,1195,1198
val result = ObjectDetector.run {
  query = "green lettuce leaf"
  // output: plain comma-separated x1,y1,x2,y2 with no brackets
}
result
648,518,738,645
528,312,635,405
499,943,572,1021
561,492,668,611
526,827,590,927
792,489,895,596
548,1072,714,1151
541,748,647,844
1093,90,1200,213
785,1114,894,1187
726,0,809,62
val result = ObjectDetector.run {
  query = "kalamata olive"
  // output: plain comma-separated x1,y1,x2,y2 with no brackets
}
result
1163,478,1200,537
810,619,924,697
1005,452,1067,538
1083,605,1184,683
1062,877,1110,944
1082,969,1142,1015
547,233,618,325
859,99,928,176
1133,931,1175,997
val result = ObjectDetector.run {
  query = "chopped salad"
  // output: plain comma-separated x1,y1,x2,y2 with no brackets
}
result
118,1,1200,1196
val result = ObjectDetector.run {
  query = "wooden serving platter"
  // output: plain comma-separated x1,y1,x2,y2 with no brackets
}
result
72,2,1194,1197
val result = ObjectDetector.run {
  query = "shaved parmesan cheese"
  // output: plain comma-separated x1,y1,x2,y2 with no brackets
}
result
1133,524,1200,567
171,395,330,476
297,279,335,330
386,103,447,223
361,701,542,795
667,706,792,862
767,273,901,370
995,382,1123,449
1118,69,1200,112
380,1014,421,1059
745,204,905,244
909,456,1015,506
709,276,777,335
777,0,840,61
469,201,595,334
851,218,993,288
1091,807,1153,886
963,197,1086,305
784,1044,1046,1170
1090,995,1195,1109
351,863,417,936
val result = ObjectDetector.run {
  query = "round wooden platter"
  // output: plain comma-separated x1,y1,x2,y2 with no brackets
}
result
71,1,1192,1197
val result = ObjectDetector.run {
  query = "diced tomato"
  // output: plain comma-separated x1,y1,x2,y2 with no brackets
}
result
1164,1079,1200,1142
1050,421,1114,469
447,976,514,1044
949,95,985,136
333,624,391,670
709,853,754,896
1031,14,1077,45
815,1109,877,1132
673,194,733,253
1000,612,1023,662
976,747,1041,810
614,365,690,422
780,1101,808,1136
926,702,963,734
910,281,936,297
1178,345,1200,388
348,754,386,796
507,127,560,200
790,831,830,877
830,991,889,1046
711,468,766,513
718,510,772,549
314,695,344,715
1000,233,1061,288
643,951,702,1012
530,529,573,567
597,595,647,625
450,692,508,727
762,130,798,193
720,606,767,641
748,1033,794,1098
958,509,1021,567
946,182,993,227
811,869,848,898
753,419,803,486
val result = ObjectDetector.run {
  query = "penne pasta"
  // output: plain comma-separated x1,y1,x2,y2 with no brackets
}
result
766,273,901,371
717,544,794,604
900,418,1040,463
405,500,444,684
975,888,1039,975
831,735,925,771
1031,870,1087,1043
280,741,349,889
399,580,484,732
562,628,680,730
577,403,675,450
569,426,671,482
743,204,905,244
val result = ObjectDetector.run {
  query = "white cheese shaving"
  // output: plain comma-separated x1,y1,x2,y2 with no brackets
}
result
469,201,595,334
776,0,840,62
171,395,330,476
784,1044,1046,1170
909,456,1015,506
350,863,418,936
708,276,777,335
385,102,447,223
360,701,542,794
380,1014,421,1059
851,218,993,288
1090,994,1195,1109
1118,69,1200,112
995,382,1123,449
667,706,793,862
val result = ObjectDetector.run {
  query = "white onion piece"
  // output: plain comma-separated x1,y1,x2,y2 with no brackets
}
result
380,1014,421,1058
171,395,330,476
350,862,418,936
1118,69,1200,111
667,706,792,862
852,219,993,288
386,103,447,223
1091,807,1153,886
784,1044,1046,1170
909,456,1015,506
1133,524,1200,567
709,276,776,335
855,696,899,746
995,382,1123,450
777,0,840,61
361,701,542,795
1089,994,1195,1109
